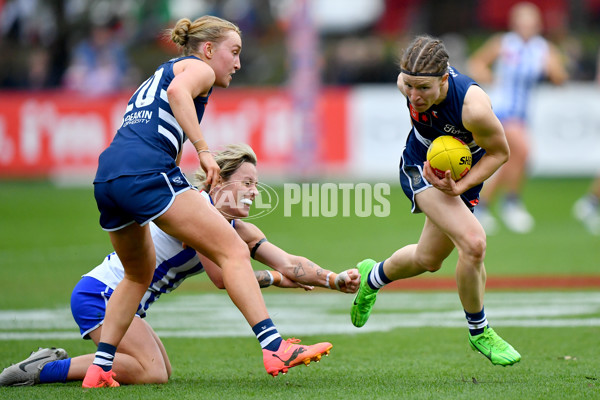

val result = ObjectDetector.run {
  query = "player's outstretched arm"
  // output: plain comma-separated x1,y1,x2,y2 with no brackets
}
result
198,252,311,290
235,220,360,293
256,270,314,290
257,249,359,293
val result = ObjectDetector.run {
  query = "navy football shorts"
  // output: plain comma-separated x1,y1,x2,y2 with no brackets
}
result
94,166,194,231
399,132,484,213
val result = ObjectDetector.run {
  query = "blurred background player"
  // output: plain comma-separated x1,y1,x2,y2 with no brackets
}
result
573,47,600,236
0,144,359,387
467,1,568,234
350,35,521,366
573,174,600,236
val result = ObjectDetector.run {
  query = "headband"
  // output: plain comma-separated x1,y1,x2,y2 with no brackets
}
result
400,68,447,77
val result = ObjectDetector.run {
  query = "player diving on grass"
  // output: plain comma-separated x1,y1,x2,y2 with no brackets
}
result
0,144,360,386
350,35,521,366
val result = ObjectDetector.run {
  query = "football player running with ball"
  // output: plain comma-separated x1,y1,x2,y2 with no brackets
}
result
0,144,359,387
350,35,521,366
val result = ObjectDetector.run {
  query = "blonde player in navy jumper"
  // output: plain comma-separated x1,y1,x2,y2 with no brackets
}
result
0,144,360,386
350,35,521,366
85,16,333,387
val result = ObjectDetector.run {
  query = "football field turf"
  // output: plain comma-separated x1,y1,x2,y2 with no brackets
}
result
1,291,599,399
0,178,599,398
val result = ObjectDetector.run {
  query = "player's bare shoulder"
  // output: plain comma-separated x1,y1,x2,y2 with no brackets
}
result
174,57,211,73
172,58,215,96
462,85,497,131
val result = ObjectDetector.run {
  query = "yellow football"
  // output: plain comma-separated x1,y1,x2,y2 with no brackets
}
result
426,136,472,181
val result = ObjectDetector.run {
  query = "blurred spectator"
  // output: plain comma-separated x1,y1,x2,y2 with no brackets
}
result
1,0,599,89
440,32,468,73
467,2,568,234
63,17,138,95
324,35,395,84
0,0,63,88
597,46,600,85
544,6,588,80
218,0,285,85
26,47,52,89
0,0,57,46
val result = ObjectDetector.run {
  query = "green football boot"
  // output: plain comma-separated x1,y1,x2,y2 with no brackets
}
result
469,326,521,366
350,259,379,327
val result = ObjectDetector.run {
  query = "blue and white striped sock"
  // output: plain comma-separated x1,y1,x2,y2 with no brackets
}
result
252,318,282,351
465,307,488,336
367,261,392,290
93,342,117,372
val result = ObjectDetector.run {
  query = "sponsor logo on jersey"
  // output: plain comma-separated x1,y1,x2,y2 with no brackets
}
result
123,110,153,127
409,105,433,126
443,124,468,137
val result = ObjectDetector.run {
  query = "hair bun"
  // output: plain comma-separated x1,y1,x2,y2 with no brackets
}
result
171,18,192,46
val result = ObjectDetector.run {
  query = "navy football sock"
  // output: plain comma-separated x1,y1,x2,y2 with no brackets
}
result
367,260,392,290
252,318,283,351
93,342,117,372
465,307,488,336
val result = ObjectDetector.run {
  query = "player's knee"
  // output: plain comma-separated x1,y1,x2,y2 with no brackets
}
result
459,232,486,264
142,367,169,384
414,255,443,273
115,363,169,385
424,262,443,272
222,241,252,268
136,358,170,384
120,257,155,285
214,281,226,290
151,371,170,384
123,266,154,286
140,268,155,285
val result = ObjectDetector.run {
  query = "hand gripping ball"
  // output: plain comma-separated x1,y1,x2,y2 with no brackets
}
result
426,136,472,180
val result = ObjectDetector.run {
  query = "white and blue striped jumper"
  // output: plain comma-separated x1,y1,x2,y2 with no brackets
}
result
489,32,549,122
83,192,234,318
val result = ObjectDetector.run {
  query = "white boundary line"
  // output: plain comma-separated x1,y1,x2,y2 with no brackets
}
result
1,291,599,340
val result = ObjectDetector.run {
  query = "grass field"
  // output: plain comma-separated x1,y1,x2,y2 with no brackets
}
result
0,178,599,399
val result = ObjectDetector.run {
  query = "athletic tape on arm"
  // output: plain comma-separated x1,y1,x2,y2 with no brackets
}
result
250,238,268,259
